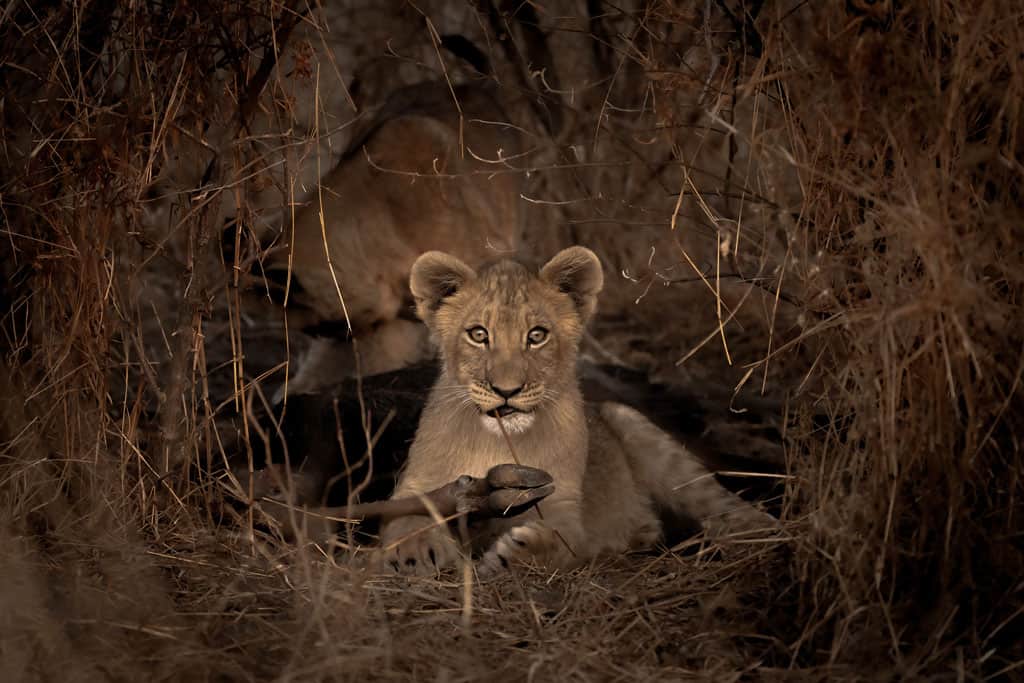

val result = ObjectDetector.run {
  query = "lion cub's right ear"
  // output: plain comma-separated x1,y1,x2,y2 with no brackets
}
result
410,251,477,326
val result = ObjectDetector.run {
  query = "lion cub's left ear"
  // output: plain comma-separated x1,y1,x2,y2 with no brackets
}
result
410,251,478,327
540,246,604,323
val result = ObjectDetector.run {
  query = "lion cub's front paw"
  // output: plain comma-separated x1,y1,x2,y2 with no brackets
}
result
377,518,461,576
478,522,557,578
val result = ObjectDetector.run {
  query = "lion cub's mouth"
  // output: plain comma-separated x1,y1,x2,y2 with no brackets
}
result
480,405,535,435
489,405,523,418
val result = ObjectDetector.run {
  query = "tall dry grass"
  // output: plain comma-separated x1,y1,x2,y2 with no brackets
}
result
765,1,1024,674
1,0,1021,679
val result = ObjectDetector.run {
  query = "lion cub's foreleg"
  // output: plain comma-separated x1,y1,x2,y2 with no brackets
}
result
477,497,586,576
377,462,479,575
378,514,462,576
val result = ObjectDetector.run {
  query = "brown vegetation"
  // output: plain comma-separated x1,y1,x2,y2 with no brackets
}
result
1,1,1021,680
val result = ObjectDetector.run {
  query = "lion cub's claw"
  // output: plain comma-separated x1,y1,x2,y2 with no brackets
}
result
377,524,459,576
477,522,553,578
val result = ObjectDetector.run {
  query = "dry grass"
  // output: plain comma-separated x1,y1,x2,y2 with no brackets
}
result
1,1,1022,680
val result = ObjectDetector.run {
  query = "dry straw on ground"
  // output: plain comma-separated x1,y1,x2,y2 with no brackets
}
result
1,1,1021,680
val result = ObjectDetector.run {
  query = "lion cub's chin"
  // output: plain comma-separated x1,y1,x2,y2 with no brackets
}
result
480,411,536,435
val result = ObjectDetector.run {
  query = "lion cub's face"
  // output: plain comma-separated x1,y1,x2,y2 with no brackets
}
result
410,247,604,435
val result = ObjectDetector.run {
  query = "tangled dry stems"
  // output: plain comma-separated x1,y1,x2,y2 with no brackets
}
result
1,1,1021,680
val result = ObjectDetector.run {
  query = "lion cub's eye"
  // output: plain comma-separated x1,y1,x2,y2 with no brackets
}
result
527,327,549,347
466,326,489,345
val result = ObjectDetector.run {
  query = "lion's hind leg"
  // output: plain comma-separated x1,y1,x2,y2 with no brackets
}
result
598,402,778,542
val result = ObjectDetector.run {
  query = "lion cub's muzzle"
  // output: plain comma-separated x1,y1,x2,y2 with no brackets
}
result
469,381,545,435
470,381,543,413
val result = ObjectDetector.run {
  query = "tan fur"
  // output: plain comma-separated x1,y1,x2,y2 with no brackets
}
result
270,82,523,397
379,247,776,576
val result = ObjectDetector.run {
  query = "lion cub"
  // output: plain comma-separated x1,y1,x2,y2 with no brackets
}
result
379,247,775,575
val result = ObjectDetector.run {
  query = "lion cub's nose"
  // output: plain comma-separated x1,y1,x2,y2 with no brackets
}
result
491,383,523,399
